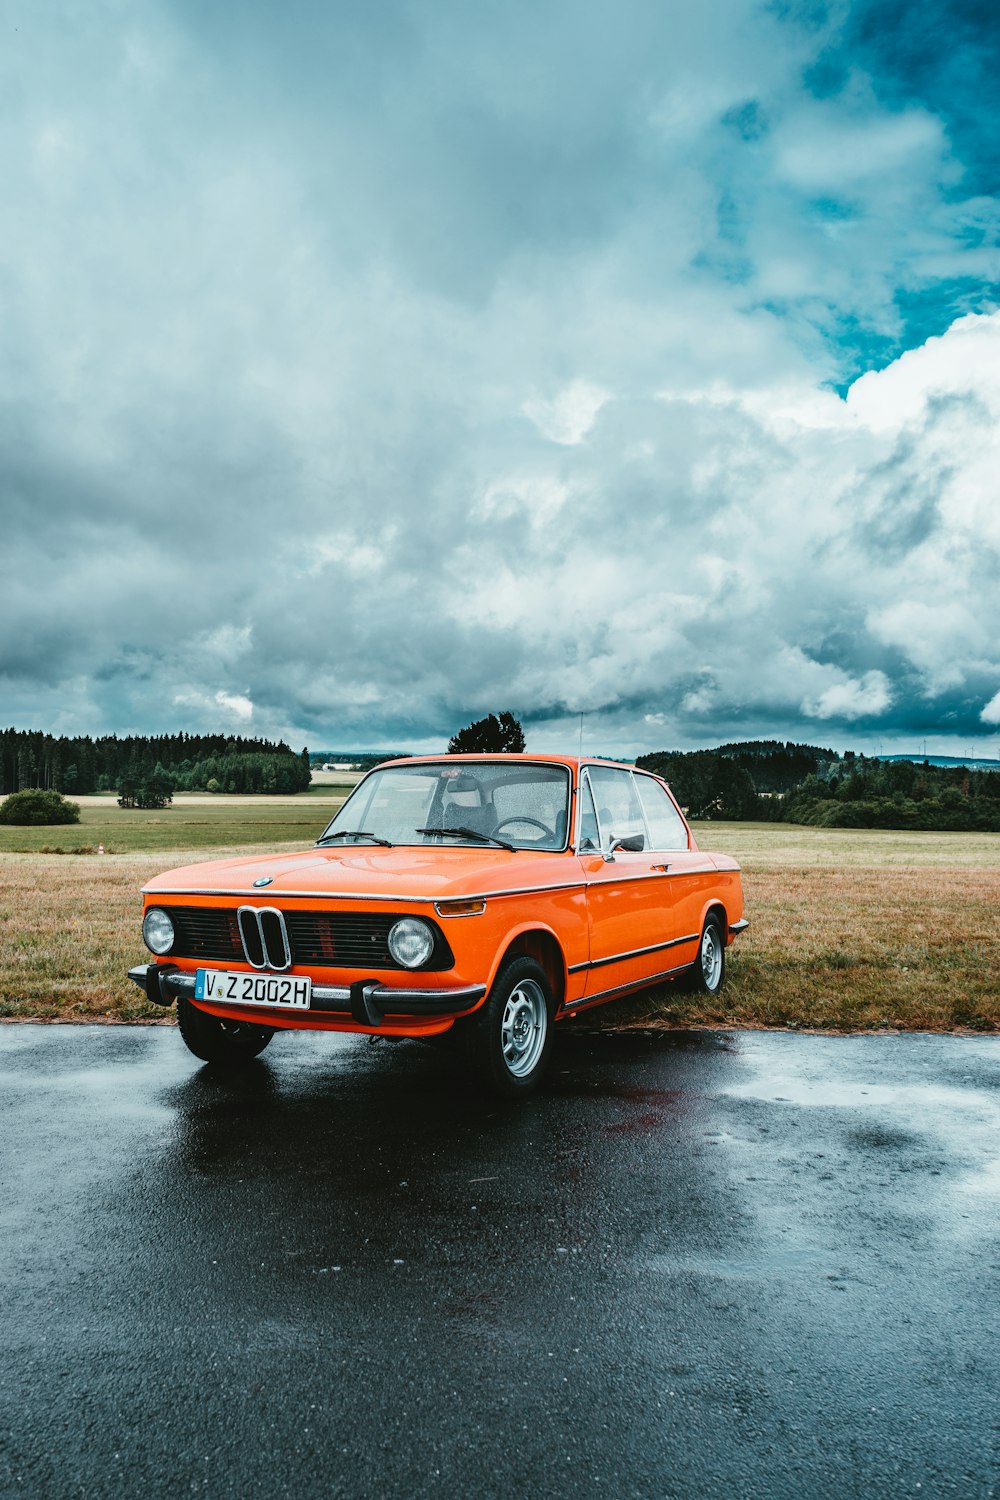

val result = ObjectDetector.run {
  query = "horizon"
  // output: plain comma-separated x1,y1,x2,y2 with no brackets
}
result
5,721,1000,772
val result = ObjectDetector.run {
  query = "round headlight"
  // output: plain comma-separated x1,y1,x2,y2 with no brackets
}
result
142,907,175,956
387,917,435,969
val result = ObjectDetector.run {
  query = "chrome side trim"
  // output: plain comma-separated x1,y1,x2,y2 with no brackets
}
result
142,869,719,902
562,959,693,1012
566,932,699,975
144,881,585,902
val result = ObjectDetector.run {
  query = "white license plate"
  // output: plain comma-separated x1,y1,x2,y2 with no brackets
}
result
195,969,311,1009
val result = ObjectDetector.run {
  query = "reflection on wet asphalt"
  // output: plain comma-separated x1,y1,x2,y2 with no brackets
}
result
1,1024,998,1499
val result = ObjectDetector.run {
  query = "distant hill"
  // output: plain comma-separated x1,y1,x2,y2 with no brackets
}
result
879,754,1000,771
636,739,1000,828
715,739,839,760
643,739,841,795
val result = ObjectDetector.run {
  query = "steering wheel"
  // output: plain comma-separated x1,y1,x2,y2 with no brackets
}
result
493,816,556,840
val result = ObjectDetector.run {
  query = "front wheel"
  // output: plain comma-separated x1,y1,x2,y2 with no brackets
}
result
462,956,555,1096
684,914,726,995
176,998,274,1066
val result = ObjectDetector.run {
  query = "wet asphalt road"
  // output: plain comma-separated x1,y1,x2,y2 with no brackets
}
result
0,1024,998,1500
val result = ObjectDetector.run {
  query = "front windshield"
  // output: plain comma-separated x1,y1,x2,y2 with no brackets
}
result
318,761,571,852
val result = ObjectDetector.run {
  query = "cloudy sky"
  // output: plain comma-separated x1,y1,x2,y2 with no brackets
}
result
2,0,999,757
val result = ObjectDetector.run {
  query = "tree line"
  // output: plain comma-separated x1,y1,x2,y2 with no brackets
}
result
0,729,312,798
638,743,1000,830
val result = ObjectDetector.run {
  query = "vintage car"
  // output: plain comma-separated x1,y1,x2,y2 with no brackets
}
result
128,754,747,1093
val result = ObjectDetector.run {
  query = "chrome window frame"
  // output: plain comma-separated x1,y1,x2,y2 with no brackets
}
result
574,764,692,856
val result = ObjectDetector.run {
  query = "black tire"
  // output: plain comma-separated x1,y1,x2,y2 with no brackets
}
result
176,997,274,1066
461,956,555,1096
683,914,726,995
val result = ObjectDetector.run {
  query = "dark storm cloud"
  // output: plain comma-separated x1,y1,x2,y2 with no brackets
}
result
1,0,999,755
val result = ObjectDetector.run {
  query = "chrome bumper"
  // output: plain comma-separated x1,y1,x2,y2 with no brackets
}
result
128,963,485,1021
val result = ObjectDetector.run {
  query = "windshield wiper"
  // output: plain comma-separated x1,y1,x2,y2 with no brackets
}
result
416,825,516,852
316,830,393,847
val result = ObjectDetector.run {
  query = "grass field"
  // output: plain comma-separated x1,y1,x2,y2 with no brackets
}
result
0,808,997,1031
0,787,352,855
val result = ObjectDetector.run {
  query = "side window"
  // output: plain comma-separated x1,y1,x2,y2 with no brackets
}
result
634,775,689,851
587,766,646,850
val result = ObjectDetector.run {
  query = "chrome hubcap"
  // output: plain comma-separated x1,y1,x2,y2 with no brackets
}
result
500,979,547,1078
701,925,722,990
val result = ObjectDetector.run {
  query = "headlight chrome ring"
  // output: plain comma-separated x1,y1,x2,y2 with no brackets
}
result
143,907,175,956
387,917,435,969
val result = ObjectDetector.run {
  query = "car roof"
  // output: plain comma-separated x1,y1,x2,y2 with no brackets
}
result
372,753,646,773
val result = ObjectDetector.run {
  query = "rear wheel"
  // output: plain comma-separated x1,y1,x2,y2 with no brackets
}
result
462,956,555,1096
684,914,726,995
177,997,274,1066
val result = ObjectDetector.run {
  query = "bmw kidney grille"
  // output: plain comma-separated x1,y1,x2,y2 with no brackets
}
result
237,906,292,971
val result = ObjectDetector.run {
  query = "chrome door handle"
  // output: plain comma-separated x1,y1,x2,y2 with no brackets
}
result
652,863,671,873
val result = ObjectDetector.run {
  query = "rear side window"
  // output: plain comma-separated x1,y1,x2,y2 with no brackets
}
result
634,775,689,851
587,766,646,848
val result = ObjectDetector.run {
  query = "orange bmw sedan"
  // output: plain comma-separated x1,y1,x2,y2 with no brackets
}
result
129,755,747,1093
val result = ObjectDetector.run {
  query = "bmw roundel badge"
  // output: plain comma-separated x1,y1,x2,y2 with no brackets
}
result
252,876,273,888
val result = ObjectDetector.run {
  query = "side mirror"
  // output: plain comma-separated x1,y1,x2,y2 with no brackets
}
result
603,832,645,860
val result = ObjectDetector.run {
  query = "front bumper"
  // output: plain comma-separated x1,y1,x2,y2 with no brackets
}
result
128,963,485,1024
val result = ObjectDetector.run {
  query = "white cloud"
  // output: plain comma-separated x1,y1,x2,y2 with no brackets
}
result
776,108,945,190
803,671,893,722
522,381,609,445
476,475,572,529
867,601,991,692
173,689,253,724
982,691,1000,726
847,312,1000,433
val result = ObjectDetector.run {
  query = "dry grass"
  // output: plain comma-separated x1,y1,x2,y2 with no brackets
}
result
590,862,1000,1035
1,817,998,1030
0,844,306,1021
689,820,1000,870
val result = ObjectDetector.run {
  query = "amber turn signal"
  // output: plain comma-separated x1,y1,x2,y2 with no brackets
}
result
434,899,487,918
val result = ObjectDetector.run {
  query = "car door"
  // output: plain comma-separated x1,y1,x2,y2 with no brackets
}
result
631,770,708,966
577,765,687,999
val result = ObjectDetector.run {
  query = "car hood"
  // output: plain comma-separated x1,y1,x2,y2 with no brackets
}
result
143,845,575,902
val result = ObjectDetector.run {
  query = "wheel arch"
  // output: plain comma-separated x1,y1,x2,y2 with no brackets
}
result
491,925,567,1010
701,898,729,941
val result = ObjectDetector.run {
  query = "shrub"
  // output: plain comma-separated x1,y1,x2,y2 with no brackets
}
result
0,789,81,825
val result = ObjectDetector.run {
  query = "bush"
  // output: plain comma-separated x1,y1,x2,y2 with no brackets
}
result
0,789,81,826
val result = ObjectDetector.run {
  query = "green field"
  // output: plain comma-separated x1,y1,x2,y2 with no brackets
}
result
0,805,997,1031
0,787,352,855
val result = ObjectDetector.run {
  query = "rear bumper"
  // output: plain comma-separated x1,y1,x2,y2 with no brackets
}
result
128,963,485,1021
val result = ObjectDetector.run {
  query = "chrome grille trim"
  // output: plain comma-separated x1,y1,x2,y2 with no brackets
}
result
154,906,448,971
237,906,292,972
